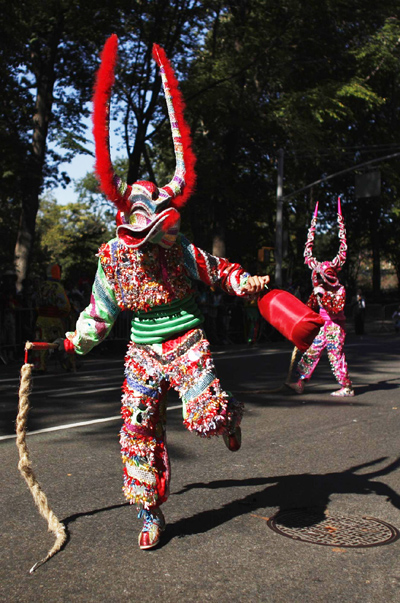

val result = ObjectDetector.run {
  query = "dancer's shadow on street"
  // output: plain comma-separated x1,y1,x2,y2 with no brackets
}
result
163,456,400,545
354,378,400,395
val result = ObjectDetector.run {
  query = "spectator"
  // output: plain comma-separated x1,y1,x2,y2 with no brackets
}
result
392,305,400,333
353,289,366,335
33,264,71,372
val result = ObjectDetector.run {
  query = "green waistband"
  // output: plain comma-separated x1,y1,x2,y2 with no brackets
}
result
130,296,204,344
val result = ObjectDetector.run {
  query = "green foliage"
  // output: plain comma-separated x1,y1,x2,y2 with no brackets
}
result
172,2,400,289
1,0,400,297
33,196,113,284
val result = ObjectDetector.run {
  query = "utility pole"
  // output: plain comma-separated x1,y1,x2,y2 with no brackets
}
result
275,148,284,287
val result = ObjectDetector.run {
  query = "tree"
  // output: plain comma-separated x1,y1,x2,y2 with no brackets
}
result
6,0,400,299
2,0,213,293
6,0,129,292
102,0,212,184
34,195,113,285
179,1,400,289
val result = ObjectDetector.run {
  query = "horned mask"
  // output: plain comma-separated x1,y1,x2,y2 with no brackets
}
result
304,197,347,288
92,35,196,248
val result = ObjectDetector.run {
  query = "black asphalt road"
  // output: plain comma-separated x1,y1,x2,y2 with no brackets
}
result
1,333,400,602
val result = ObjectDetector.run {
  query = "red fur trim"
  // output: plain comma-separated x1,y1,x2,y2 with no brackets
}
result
152,44,196,209
92,35,130,213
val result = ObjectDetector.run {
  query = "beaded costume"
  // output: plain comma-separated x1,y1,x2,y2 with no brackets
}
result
68,235,249,508
64,35,268,548
291,199,354,396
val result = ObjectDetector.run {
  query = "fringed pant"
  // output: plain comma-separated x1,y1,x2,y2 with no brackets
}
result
296,321,352,388
119,328,243,509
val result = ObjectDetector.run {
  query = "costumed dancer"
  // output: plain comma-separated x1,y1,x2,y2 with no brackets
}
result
287,198,354,397
58,35,269,550
33,264,71,372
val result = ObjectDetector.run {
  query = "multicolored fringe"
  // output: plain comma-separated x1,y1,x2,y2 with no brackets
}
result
296,322,352,388
119,328,243,507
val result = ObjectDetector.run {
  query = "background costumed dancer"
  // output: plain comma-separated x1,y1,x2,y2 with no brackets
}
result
56,35,269,551
33,264,71,373
287,198,354,397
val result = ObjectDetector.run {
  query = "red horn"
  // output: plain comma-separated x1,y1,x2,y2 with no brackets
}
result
92,35,131,213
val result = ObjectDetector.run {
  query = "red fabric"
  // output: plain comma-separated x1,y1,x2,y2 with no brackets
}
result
28,342,55,350
191,247,213,285
257,289,325,352
92,35,131,213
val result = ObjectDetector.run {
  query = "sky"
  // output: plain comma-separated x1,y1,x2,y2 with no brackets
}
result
47,115,123,205
50,152,95,205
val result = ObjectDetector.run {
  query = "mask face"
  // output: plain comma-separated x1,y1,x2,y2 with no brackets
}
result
312,262,339,288
116,183,181,248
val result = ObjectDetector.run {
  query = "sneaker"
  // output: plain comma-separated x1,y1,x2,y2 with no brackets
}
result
223,425,242,452
285,380,305,394
330,387,355,397
138,507,165,550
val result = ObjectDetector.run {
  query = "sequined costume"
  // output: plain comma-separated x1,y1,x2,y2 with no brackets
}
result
62,35,268,548
290,198,354,396
295,284,352,389
67,235,248,508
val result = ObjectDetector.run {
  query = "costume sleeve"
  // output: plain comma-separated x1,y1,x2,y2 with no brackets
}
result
320,286,346,314
65,261,121,355
180,235,250,296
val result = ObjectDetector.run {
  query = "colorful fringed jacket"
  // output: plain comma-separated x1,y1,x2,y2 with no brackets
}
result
66,234,250,354
307,285,346,327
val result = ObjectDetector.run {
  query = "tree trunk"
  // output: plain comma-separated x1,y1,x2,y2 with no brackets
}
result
14,20,63,292
369,198,381,299
127,119,148,184
126,66,161,185
371,239,381,298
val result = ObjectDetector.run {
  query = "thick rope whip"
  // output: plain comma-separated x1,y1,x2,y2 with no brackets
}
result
16,342,67,573
286,345,298,384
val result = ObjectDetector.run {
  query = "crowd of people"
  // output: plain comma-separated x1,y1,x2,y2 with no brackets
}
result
0,262,283,367
1,261,398,370
3,260,400,370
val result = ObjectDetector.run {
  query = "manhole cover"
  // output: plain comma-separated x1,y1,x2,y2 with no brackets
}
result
267,509,399,548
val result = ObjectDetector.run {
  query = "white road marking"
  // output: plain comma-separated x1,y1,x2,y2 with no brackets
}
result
0,404,183,441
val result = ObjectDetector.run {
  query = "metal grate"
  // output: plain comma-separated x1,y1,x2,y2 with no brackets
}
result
267,508,399,548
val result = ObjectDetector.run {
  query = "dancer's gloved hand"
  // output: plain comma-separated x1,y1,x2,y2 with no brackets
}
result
53,338,75,354
242,274,270,294
53,338,66,351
